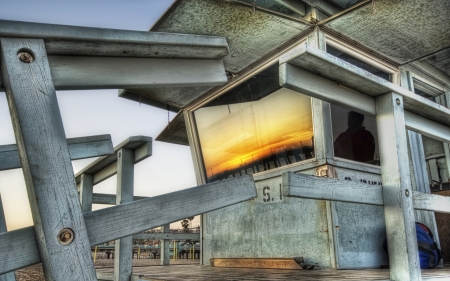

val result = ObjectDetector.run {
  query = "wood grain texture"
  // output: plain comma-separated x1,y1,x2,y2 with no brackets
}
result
210,258,304,269
160,224,171,266
0,175,256,274
80,174,94,213
413,192,450,214
0,134,114,171
280,44,450,127
92,194,147,205
376,93,421,281
282,172,384,205
75,136,152,185
0,38,96,280
133,232,199,241
0,195,16,281
114,148,134,281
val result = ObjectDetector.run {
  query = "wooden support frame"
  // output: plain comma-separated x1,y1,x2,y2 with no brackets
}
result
160,224,171,266
0,195,16,281
75,136,152,185
133,232,199,241
0,175,257,274
0,134,113,171
1,37,97,280
91,194,147,205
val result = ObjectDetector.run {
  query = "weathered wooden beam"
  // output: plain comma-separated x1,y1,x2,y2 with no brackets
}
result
0,20,229,59
133,232,200,241
282,172,383,206
0,134,113,171
0,38,97,280
114,148,134,281
279,44,450,128
92,193,147,205
376,93,421,280
0,195,16,281
160,224,171,266
0,175,256,274
302,0,341,15
79,174,94,213
273,0,306,16
413,192,450,214
75,136,152,185
279,63,450,144
47,56,228,91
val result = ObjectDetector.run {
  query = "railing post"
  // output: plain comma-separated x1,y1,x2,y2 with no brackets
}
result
80,173,94,213
160,224,170,265
0,195,16,281
114,148,134,281
376,92,421,281
0,38,97,281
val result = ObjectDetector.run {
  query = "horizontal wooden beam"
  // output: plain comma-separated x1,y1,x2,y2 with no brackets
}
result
0,20,229,59
75,136,152,185
413,192,450,214
279,63,450,144
0,175,256,274
92,193,147,205
0,134,113,171
132,233,200,240
282,172,384,206
279,44,450,128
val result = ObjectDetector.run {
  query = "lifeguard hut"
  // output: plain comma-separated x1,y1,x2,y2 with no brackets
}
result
0,0,449,281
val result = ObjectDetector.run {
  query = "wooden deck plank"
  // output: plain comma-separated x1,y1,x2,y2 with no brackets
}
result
96,265,450,281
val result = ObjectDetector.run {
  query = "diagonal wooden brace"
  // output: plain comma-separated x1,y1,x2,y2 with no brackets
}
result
0,175,256,274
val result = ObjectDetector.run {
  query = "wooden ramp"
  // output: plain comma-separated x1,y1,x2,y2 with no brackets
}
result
96,265,450,281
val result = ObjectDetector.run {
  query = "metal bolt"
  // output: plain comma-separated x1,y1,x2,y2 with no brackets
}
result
17,52,34,63
57,228,74,245
405,189,410,197
396,98,401,105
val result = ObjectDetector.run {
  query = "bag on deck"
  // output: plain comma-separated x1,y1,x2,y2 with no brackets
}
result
383,222,442,269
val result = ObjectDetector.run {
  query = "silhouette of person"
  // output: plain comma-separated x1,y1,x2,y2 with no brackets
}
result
334,111,375,163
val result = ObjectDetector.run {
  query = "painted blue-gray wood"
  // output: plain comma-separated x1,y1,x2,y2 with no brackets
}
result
0,195,16,281
133,232,199,241
75,136,152,185
114,148,134,281
376,93,421,281
279,44,450,128
160,224,170,266
0,134,114,171
0,38,97,280
0,175,256,274
0,20,229,59
92,194,147,205
80,174,94,213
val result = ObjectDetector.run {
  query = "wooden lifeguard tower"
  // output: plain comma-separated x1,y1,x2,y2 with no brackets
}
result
1,0,450,280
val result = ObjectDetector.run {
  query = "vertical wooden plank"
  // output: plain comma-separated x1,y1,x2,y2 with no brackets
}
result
443,91,450,182
376,92,421,281
80,174,94,213
0,195,16,281
0,38,97,281
114,148,134,281
308,27,336,269
160,224,170,265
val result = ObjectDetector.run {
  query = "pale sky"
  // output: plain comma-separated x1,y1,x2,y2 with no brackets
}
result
0,0,200,231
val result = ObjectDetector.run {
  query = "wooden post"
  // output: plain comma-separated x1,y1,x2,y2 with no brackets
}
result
80,173,94,213
376,92,421,281
160,224,170,265
0,195,16,281
0,38,97,280
114,148,134,281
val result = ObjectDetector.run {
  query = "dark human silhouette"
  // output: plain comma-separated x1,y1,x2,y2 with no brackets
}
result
334,111,375,163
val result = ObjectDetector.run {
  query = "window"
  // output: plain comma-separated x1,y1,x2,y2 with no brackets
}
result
194,64,314,182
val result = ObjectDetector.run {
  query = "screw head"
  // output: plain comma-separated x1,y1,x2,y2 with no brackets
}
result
396,98,401,105
405,189,410,197
57,228,74,245
17,52,34,63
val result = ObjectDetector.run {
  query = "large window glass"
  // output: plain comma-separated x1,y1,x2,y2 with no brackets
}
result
195,64,314,182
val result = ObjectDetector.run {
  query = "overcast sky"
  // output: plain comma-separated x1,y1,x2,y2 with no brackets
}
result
0,0,201,231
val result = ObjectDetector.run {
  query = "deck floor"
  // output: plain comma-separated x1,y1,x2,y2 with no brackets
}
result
96,264,450,280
